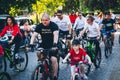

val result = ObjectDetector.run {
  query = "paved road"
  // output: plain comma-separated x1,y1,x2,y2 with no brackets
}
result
7,31,120,80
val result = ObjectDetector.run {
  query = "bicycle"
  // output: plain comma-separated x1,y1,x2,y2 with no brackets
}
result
0,72,11,80
31,48,59,80
104,31,113,58
0,36,28,72
62,60,90,80
82,37,101,68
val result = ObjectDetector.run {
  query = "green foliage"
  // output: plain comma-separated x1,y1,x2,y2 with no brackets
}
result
0,0,120,16
32,0,65,15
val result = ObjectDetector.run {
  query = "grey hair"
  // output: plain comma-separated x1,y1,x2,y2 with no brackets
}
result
41,13,50,20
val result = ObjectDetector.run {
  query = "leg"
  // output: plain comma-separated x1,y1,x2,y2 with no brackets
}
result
71,65,75,80
111,32,115,45
50,56,58,80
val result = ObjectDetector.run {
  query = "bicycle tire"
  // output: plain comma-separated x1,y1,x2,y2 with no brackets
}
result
105,40,110,58
74,75,79,80
0,72,11,80
31,63,51,80
15,51,28,72
94,47,101,68
0,56,7,73
119,35,120,44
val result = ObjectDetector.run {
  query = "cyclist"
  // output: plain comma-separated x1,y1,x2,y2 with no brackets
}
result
78,16,101,60
69,10,78,27
30,13,59,80
0,16,23,68
100,13,116,46
23,20,33,37
73,12,86,37
62,39,91,80
53,10,72,49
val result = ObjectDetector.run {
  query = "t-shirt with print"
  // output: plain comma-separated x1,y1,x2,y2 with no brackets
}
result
69,48,86,66
35,21,58,49
84,22,99,37
102,19,115,31
53,15,71,31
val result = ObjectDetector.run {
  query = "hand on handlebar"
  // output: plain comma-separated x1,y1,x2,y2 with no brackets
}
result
62,59,67,64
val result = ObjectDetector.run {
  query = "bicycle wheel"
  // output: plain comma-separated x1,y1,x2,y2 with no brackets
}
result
119,35,120,44
74,75,79,80
105,40,110,58
31,62,51,80
0,72,11,80
84,64,91,76
15,51,28,72
108,40,112,54
94,47,101,68
0,56,7,73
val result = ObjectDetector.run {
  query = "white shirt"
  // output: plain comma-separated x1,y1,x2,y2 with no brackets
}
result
53,15,71,31
84,22,99,37
73,16,86,30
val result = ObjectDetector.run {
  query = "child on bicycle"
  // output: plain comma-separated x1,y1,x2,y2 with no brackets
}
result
62,39,92,80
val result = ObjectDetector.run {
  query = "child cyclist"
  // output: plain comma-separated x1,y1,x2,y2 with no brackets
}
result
62,39,92,80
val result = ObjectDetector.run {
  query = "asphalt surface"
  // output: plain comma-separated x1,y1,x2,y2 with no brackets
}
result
6,31,120,80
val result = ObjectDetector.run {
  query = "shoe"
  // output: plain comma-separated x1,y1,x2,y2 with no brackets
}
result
12,67,20,72
111,42,114,46
53,76,57,80
83,74,88,80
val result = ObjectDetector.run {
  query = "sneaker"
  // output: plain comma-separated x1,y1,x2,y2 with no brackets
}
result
53,76,57,80
12,67,20,72
83,74,88,80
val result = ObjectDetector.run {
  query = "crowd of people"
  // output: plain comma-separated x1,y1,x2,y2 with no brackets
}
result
0,9,117,80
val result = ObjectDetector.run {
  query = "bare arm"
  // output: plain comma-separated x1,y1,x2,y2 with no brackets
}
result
85,55,92,64
53,30,59,43
68,23,72,34
30,32,38,44
63,53,71,63
78,28,87,39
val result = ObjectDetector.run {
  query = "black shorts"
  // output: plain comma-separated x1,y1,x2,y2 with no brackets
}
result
59,30,69,39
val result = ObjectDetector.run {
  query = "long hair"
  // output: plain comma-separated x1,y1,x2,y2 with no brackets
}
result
6,16,17,26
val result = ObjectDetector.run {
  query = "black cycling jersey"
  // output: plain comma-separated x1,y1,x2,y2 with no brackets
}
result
35,21,58,49
102,19,115,31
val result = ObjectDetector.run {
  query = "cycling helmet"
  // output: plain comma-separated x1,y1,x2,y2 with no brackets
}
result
72,39,80,45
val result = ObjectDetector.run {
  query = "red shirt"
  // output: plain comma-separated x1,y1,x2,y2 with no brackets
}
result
69,14,77,23
69,48,86,65
0,24,22,37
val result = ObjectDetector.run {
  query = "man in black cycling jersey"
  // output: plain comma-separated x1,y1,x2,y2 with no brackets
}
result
30,13,59,80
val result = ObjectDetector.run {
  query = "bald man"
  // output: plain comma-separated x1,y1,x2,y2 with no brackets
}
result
30,13,59,80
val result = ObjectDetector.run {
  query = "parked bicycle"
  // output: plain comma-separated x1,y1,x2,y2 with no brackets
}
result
0,35,28,72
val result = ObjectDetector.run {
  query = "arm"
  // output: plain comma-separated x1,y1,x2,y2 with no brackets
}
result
53,30,59,44
78,28,87,39
85,55,92,65
73,19,77,30
96,26,101,37
68,23,72,34
0,26,7,37
30,32,38,44
62,53,71,63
